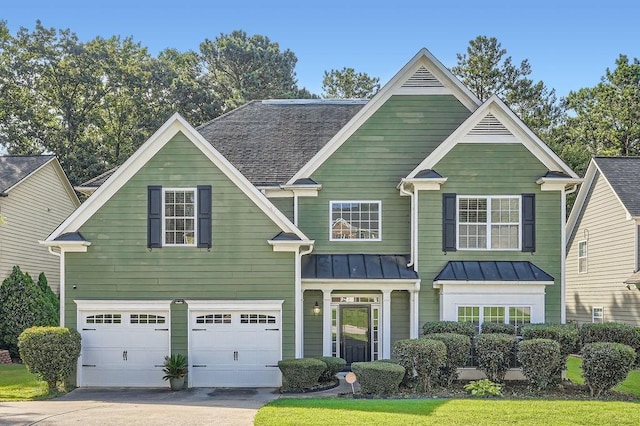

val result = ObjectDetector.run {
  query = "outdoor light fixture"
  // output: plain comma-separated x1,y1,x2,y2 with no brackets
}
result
313,301,321,315
172,298,186,304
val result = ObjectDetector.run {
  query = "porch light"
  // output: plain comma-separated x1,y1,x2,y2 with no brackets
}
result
313,301,321,315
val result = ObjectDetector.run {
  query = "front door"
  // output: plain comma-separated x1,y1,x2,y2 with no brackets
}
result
340,306,370,364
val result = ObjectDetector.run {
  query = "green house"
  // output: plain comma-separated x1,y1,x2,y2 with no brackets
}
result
44,48,580,388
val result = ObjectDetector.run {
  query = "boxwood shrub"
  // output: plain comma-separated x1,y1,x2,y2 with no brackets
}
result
392,338,446,392
475,333,516,383
422,321,475,338
481,322,515,335
424,333,471,386
278,358,326,391
580,322,640,364
521,323,580,358
18,326,81,390
581,342,636,397
351,361,405,395
316,356,346,383
517,338,563,390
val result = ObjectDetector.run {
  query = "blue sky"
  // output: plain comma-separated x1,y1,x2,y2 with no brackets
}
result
2,0,639,98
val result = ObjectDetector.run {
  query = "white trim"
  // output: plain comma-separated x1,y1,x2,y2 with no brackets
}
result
407,96,578,179
434,280,554,287
536,177,583,191
267,239,315,252
185,300,284,310
287,49,480,184
303,280,420,290
456,195,521,251
577,240,588,274
74,300,172,310
46,113,309,243
329,200,382,242
161,187,197,247
399,177,448,191
592,306,605,323
40,240,91,251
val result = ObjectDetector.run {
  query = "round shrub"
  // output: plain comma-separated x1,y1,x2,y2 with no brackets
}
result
481,322,515,335
422,321,475,338
517,338,563,390
475,333,516,383
424,333,472,386
580,322,640,364
521,323,580,358
18,326,81,390
581,342,636,397
392,338,446,393
277,358,326,392
316,356,346,383
351,361,405,395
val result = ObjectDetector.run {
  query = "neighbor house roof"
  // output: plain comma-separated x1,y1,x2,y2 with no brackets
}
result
593,157,640,217
0,155,56,193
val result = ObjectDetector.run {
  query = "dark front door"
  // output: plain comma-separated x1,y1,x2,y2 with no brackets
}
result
340,306,370,364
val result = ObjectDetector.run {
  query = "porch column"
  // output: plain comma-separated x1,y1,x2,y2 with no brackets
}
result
322,289,332,356
382,289,392,359
409,289,419,338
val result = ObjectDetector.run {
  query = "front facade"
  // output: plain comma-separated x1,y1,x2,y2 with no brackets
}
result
45,49,579,388
566,157,640,325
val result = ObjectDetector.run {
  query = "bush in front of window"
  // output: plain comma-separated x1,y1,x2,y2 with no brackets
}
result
392,338,446,393
277,358,326,392
475,333,517,383
579,322,640,365
517,338,563,390
351,361,405,395
521,323,580,360
315,356,346,383
481,322,516,335
422,321,476,338
424,333,472,387
581,342,636,397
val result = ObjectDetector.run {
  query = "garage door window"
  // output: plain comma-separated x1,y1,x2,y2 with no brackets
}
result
130,314,166,324
196,314,231,324
86,314,122,324
240,313,276,324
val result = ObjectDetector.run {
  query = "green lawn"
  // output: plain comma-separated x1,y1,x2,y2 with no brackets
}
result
566,355,640,397
0,364,50,401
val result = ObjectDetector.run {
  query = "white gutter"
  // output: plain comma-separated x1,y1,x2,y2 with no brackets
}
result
47,247,64,327
561,183,579,324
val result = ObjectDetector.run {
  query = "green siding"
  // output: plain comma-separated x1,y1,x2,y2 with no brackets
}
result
270,197,294,223
417,143,562,323
300,95,471,254
391,291,410,345
303,290,323,357
66,132,296,358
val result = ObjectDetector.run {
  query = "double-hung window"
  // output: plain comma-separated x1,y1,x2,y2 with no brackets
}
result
578,241,588,273
163,189,196,246
330,201,381,241
458,196,520,250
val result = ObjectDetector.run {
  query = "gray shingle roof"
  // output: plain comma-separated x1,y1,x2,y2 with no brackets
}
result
0,155,55,193
594,157,640,217
434,261,554,282
197,100,366,186
302,254,418,280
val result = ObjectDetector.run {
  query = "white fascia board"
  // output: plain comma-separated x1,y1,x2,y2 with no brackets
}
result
268,239,315,252
566,160,598,244
302,279,421,292
47,113,309,242
39,240,90,252
185,300,284,311
286,49,481,185
536,177,583,191
74,300,172,310
433,280,554,287
407,96,579,179
399,177,448,192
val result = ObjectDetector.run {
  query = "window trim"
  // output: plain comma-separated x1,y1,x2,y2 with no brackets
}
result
456,195,521,251
592,307,604,323
578,240,588,273
457,304,532,333
329,200,382,242
162,187,197,247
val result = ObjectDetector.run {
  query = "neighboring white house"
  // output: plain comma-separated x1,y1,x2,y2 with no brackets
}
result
566,157,640,325
0,155,80,295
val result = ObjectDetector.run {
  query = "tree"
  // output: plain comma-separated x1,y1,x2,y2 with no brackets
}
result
452,36,562,136
322,67,380,99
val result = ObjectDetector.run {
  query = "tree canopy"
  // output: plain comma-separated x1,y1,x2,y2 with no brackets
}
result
322,67,380,99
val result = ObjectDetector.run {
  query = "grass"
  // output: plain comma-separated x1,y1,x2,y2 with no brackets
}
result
0,364,51,401
566,355,640,397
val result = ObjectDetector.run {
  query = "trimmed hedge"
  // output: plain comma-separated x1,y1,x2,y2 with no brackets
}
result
581,342,636,397
422,321,476,338
481,322,516,335
517,339,563,390
580,322,640,364
18,326,81,390
475,333,516,383
392,338,446,392
316,356,346,383
278,358,326,391
424,333,471,386
351,361,405,395
521,323,580,358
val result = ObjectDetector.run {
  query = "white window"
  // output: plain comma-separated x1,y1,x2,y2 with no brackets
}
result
578,241,588,273
163,188,196,246
458,196,520,250
457,305,531,333
509,307,531,334
330,201,381,241
592,307,604,323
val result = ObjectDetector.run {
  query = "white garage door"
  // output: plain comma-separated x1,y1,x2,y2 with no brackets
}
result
189,309,281,387
79,309,170,387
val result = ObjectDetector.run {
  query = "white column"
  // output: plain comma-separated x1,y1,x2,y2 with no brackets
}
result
59,249,66,327
560,188,566,323
382,289,392,359
322,289,332,356
409,289,420,338
294,250,303,358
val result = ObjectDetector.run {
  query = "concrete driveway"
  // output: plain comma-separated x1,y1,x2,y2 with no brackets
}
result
0,387,280,425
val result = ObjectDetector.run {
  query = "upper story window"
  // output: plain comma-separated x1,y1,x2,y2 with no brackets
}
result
458,196,520,250
330,201,381,241
578,240,588,273
163,188,196,246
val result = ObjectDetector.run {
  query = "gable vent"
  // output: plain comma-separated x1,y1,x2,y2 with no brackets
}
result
468,113,513,136
402,65,444,88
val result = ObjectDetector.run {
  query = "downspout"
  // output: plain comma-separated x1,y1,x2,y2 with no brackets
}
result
561,184,578,323
48,246,64,327
293,193,299,226
399,181,415,268
295,244,314,358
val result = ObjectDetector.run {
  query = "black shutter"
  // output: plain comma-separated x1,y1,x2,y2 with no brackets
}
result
148,186,162,248
442,193,457,252
522,193,535,252
197,185,212,248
